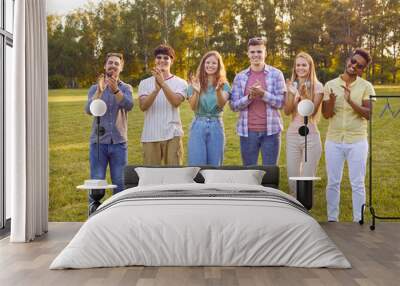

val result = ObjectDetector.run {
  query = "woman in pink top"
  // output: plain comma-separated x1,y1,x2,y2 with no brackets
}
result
284,52,324,196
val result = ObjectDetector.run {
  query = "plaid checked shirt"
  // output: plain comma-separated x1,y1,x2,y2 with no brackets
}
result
229,65,286,137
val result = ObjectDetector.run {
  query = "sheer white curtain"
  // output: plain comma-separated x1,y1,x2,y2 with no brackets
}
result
7,0,49,242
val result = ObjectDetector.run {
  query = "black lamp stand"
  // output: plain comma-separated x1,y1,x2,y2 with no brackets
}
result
298,116,309,162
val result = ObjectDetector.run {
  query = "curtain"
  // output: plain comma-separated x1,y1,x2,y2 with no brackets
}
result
7,0,49,242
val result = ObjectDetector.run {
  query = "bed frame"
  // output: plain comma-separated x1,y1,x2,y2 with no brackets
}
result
124,165,279,189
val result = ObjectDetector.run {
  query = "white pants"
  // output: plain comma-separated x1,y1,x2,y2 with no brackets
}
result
325,140,368,222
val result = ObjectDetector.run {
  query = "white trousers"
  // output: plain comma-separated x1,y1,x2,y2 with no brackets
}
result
325,140,368,222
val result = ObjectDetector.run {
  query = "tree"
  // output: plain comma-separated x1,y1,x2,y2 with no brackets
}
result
47,0,400,86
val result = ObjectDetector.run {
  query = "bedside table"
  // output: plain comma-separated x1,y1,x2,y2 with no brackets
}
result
77,184,116,216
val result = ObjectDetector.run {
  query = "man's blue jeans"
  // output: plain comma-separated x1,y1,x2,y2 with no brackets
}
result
89,142,127,203
188,117,225,166
240,131,281,166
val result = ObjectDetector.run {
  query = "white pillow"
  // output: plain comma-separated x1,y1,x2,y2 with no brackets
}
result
200,169,266,185
135,167,200,186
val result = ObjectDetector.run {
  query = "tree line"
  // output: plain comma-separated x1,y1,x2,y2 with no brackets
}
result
47,0,400,88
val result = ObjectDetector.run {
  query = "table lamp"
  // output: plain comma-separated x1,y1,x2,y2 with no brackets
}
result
297,99,314,162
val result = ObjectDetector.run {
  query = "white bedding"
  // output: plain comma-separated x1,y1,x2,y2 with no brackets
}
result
50,183,351,269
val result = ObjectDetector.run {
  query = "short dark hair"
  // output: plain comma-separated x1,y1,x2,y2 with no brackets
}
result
105,52,124,64
154,44,176,60
352,48,372,66
248,37,266,47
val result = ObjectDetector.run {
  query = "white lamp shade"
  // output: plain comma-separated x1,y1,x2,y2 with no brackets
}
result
298,99,314,117
90,99,107,116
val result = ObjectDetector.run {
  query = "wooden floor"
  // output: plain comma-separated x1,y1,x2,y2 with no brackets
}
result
0,222,399,286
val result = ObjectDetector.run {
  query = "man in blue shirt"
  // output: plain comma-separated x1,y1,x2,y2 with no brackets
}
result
85,52,134,201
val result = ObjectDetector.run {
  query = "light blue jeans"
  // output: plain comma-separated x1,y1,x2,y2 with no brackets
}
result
188,117,225,166
240,131,281,166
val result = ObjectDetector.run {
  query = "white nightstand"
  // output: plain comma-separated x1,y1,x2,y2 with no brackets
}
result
77,183,117,216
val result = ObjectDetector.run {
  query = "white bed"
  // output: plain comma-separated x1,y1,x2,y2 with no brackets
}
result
50,182,351,269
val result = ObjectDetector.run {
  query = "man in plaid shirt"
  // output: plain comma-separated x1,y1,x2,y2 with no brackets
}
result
230,37,286,166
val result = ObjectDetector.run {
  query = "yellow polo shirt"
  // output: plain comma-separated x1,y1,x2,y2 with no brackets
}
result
323,76,375,143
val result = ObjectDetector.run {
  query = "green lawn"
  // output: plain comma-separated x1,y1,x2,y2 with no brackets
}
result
49,85,400,222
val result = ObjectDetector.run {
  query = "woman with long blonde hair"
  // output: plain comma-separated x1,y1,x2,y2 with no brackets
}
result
284,52,324,195
187,51,230,166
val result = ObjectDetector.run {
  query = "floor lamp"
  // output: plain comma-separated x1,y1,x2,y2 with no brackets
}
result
86,99,108,214
289,99,319,210
89,99,107,160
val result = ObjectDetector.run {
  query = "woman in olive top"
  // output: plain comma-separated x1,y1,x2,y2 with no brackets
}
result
284,52,324,196
187,51,230,166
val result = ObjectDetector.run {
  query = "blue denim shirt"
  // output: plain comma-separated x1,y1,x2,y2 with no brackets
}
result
85,80,134,144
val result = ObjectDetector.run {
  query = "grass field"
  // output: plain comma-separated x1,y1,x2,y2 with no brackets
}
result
49,85,400,222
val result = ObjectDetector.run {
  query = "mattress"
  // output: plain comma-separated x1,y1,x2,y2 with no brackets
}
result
50,183,351,269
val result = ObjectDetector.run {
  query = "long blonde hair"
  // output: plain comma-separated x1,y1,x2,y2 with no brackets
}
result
196,51,227,93
290,52,321,122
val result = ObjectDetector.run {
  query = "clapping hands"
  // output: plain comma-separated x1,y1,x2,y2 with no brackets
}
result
299,82,310,100
286,79,300,103
152,67,165,88
107,74,119,93
286,79,297,95
97,73,118,94
248,80,265,99
191,78,201,94
97,74,106,93
215,79,225,91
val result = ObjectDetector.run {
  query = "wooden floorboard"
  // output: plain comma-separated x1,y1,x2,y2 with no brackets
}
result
0,222,399,286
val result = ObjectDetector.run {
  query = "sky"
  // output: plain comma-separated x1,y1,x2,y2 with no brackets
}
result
47,0,115,15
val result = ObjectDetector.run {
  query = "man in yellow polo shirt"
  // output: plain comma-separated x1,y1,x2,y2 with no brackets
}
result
322,48,375,222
